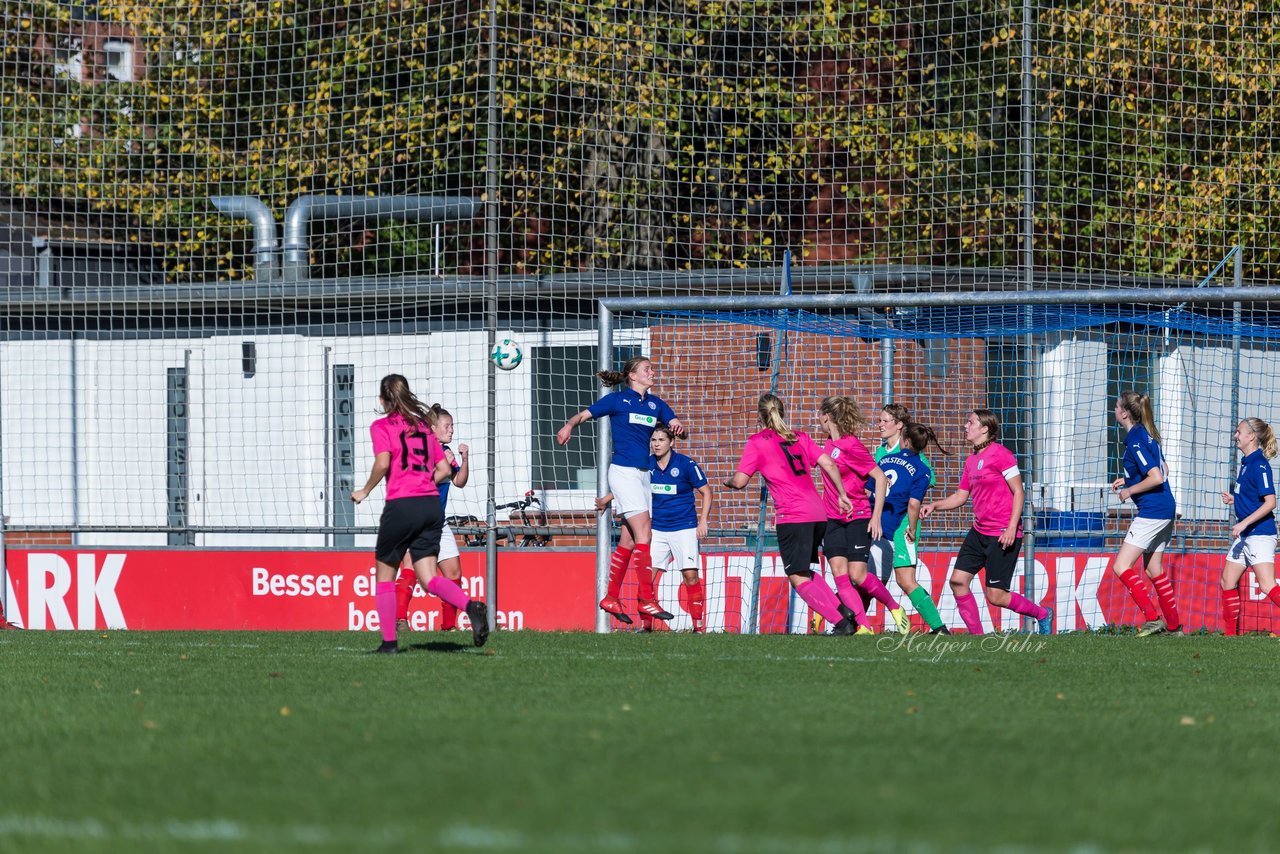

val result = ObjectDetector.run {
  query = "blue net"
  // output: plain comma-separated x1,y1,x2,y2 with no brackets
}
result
655,303,1280,341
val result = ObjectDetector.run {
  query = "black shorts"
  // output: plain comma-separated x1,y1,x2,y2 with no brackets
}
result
822,518,871,562
954,527,1023,591
375,495,444,567
776,521,826,577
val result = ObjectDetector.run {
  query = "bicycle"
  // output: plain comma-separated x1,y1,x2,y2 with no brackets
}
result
446,491,553,548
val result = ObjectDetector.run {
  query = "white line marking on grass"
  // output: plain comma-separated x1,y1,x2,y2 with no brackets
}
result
0,815,1120,853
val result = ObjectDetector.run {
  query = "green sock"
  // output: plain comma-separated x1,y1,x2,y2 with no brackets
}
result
908,586,944,630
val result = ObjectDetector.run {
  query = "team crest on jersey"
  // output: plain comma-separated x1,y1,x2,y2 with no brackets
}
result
830,448,841,459
647,401,656,410
977,460,984,470
670,467,679,477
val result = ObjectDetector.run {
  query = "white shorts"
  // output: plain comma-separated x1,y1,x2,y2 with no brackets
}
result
609,464,652,519
651,527,699,572
868,539,896,583
1226,533,1277,567
1123,517,1174,555
438,522,460,563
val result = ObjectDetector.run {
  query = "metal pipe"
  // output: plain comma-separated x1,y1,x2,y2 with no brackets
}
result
749,253,791,634
32,237,52,288
9,264,1270,312
0,339,8,624
1020,0,1039,629
211,196,278,282
604,286,1280,312
281,195,482,281
483,0,502,636
70,333,79,540
595,305,614,633
1230,246,1243,488
322,346,332,549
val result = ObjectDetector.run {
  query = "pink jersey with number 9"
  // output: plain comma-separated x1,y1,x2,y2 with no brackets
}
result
371,413,445,501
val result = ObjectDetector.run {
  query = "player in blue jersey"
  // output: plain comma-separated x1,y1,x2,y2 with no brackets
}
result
1219,418,1280,635
872,422,950,633
598,424,713,631
558,356,686,625
394,404,469,631
1110,391,1183,636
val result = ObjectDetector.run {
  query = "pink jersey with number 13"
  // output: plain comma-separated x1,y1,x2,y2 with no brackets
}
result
371,413,445,501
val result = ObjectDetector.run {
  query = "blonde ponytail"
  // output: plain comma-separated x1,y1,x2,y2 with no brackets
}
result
1119,390,1161,443
1244,418,1279,459
758,394,796,443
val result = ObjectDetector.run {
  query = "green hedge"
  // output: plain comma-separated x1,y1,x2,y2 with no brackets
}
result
0,0,1272,282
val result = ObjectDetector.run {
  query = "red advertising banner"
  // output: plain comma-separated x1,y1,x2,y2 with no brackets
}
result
2,548,1276,633
0,550,595,632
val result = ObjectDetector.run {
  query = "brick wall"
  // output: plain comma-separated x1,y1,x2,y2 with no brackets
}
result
647,323,988,544
3,531,73,547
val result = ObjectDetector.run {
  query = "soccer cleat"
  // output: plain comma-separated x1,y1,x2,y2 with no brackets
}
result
1036,606,1055,635
1136,618,1167,637
929,625,952,635
465,600,490,648
890,607,911,634
831,617,857,635
372,640,400,655
1163,625,1186,636
637,599,675,621
396,619,411,633
810,611,825,635
855,625,875,636
598,596,634,625
691,620,705,634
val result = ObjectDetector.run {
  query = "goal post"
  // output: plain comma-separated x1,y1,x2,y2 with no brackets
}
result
595,272,1280,635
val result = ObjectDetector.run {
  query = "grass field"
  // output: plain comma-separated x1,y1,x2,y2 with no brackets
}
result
1,629,1276,854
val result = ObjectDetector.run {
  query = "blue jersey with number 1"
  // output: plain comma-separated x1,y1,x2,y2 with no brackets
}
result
1122,425,1175,519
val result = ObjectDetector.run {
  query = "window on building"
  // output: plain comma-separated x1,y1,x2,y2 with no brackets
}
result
531,343,641,491
102,39,135,82
1107,345,1155,481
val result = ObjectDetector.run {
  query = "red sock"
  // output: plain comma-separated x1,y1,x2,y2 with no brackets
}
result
688,580,706,629
632,544,654,600
440,577,463,630
1118,567,1160,622
1222,588,1241,636
607,546,633,598
1150,572,1180,630
395,567,416,623
1267,586,1280,610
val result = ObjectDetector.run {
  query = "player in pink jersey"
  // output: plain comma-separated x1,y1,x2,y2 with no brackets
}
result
351,375,489,653
814,395,901,635
724,394,859,635
921,409,1053,635
395,404,470,632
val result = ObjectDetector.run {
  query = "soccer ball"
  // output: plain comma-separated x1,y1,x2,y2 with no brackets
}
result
490,337,523,371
